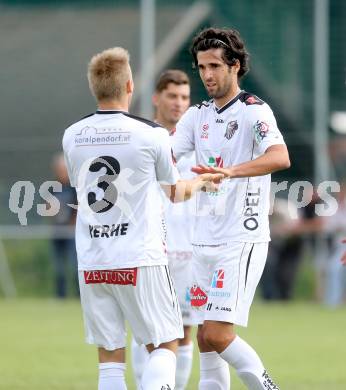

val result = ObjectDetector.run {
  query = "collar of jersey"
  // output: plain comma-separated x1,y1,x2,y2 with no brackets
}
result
214,90,244,114
96,110,126,114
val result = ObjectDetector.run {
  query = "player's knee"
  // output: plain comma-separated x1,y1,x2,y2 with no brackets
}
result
197,327,206,349
202,328,234,352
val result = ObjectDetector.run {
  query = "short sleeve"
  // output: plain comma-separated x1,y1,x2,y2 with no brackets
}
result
247,104,286,155
155,128,180,185
62,132,76,187
171,107,195,161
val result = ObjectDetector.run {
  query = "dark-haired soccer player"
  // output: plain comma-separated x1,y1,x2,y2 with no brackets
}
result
172,27,290,389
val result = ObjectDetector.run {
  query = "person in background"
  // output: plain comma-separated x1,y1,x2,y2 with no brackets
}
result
322,184,346,306
341,238,346,265
286,184,346,306
260,197,303,301
341,239,346,265
50,153,78,298
131,69,195,390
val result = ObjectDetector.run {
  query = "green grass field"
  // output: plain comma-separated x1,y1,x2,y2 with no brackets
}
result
0,299,345,389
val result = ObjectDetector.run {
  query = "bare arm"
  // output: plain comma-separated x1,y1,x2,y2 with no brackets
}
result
161,173,223,203
192,144,290,178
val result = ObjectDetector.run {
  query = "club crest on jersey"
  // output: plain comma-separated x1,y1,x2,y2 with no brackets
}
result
254,120,269,143
207,156,223,168
211,269,225,288
201,123,209,139
190,285,208,307
224,120,238,140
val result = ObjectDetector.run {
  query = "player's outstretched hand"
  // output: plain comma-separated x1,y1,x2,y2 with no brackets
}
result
192,164,233,178
197,172,224,192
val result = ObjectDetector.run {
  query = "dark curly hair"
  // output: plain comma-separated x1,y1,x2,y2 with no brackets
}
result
190,27,249,78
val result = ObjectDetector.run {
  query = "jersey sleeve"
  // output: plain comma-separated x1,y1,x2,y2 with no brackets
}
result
62,131,76,187
155,128,180,185
247,104,286,155
171,107,195,161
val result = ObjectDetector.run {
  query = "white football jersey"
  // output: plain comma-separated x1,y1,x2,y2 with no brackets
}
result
63,110,179,270
172,91,286,245
164,151,196,252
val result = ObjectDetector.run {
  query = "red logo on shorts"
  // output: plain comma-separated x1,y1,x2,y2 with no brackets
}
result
211,269,224,288
190,285,208,307
84,268,137,286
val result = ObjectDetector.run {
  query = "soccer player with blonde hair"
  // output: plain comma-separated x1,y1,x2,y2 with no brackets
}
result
62,47,223,390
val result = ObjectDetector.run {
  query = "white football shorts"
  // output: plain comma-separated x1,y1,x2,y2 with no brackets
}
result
78,265,183,351
190,242,268,327
168,250,194,326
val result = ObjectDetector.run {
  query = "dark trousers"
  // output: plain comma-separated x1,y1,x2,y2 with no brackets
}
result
51,238,78,298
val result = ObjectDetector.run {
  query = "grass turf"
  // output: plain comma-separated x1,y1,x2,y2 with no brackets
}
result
0,299,345,389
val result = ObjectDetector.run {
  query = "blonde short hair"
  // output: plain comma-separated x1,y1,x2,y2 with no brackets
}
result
87,47,131,102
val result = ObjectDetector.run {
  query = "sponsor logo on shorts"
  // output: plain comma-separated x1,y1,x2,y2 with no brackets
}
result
190,285,208,307
185,287,191,303
211,269,225,288
214,305,231,312
208,290,231,298
84,268,137,286
161,385,172,390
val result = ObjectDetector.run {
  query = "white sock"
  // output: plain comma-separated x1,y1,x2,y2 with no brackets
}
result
220,336,279,390
199,351,230,390
140,348,176,390
131,338,149,388
175,342,194,390
98,362,127,390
